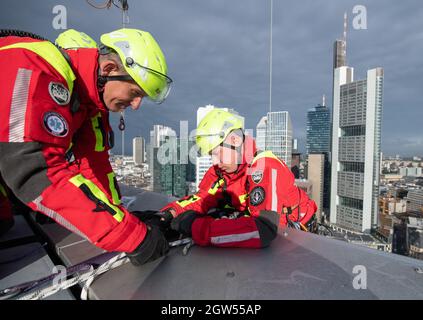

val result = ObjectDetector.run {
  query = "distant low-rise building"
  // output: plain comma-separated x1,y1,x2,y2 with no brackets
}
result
380,174,403,183
407,189,423,214
399,167,422,177
379,197,407,215
408,217,423,260
391,214,423,260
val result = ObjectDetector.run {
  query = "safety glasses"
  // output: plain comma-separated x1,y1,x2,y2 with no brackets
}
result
129,62,173,104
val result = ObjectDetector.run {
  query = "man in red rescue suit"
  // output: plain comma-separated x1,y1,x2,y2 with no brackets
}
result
0,29,173,266
159,108,318,248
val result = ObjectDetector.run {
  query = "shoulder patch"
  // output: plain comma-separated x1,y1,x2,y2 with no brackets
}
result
249,186,265,206
43,112,69,137
251,170,263,184
49,82,70,105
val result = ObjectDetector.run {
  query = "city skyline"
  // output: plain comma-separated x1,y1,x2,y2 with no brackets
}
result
1,1,422,157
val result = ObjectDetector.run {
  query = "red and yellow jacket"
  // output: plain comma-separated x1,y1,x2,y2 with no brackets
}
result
0,35,146,252
161,136,317,248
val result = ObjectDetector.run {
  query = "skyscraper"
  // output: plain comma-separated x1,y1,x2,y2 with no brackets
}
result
330,66,384,233
149,132,192,198
147,125,183,196
308,154,325,222
195,105,215,190
306,97,331,212
266,111,292,168
333,13,347,70
132,136,145,165
306,100,331,155
291,139,301,179
148,125,175,179
171,137,189,198
150,125,176,149
256,116,267,151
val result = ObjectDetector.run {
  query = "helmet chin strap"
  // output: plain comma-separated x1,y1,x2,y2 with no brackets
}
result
220,130,245,166
218,143,244,174
97,75,133,89
97,72,129,132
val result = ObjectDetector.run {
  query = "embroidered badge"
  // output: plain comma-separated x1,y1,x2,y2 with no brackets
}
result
251,170,263,184
43,112,69,137
49,82,70,105
249,186,265,206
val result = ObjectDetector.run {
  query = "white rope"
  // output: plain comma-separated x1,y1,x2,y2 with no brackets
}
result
80,253,129,300
80,238,194,299
16,238,193,300
18,253,128,300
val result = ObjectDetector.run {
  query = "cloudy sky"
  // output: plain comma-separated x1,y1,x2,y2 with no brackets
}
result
1,0,422,157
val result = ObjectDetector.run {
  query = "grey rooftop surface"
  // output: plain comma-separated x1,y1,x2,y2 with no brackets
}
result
1,186,423,300
85,227,423,300
0,216,74,300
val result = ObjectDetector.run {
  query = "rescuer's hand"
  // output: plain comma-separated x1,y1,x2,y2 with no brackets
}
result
127,224,169,266
170,210,200,236
154,210,174,228
131,210,170,231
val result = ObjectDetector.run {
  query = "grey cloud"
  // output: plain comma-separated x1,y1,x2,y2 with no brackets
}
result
1,0,422,156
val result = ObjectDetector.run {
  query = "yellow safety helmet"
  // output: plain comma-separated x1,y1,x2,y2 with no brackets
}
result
55,29,97,49
100,28,172,104
195,108,244,155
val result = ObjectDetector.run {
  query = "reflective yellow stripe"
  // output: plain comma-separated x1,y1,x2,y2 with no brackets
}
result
0,41,75,93
107,172,121,205
66,142,73,154
91,113,105,152
208,178,225,195
176,195,201,208
239,193,248,204
251,151,284,166
0,183,7,197
69,174,124,222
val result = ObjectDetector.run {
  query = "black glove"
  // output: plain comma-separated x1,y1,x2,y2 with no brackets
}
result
127,224,169,266
154,210,174,227
131,210,173,231
170,210,199,236
255,210,279,248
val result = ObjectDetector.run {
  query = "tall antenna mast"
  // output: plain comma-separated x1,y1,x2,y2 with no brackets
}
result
121,0,129,27
269,0,273,114
343,11,347,64
119,0,129,159
322,94,326,107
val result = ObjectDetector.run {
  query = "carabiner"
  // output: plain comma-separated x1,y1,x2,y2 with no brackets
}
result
118,112,125,131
